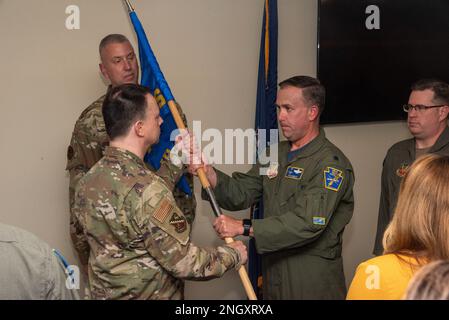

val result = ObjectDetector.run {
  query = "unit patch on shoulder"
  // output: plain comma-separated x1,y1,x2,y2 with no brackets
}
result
313,217,326,226
324,167,344,192
153,198,173,223
169,212,187,233
396,163,409,178
285,166,304,180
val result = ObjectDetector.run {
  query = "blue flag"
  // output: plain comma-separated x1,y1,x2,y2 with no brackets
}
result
129,11,191,195
249,0,278,297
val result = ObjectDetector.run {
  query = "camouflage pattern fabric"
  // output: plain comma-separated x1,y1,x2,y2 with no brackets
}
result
73,147,240,299
66,94,196,268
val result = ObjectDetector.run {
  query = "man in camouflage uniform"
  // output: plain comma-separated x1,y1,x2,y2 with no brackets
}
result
73,84,247,299
66,34,196,268
189,76,355,299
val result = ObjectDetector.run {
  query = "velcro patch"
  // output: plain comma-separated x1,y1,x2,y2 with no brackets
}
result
324,167,344,192
285,166,304,180
396,163,409,178
169,212,187,233
153,199,173,223
313,216,326,226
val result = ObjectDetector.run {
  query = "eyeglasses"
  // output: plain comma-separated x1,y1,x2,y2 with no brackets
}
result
403,104,446,113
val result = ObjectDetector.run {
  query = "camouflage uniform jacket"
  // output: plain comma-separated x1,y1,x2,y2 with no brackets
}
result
73,147,240,300
66,94,196,267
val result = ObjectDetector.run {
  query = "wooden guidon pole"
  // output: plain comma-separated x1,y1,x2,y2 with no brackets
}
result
167,101,257,300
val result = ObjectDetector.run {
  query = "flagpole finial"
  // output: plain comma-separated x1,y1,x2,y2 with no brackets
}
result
124,0,135,12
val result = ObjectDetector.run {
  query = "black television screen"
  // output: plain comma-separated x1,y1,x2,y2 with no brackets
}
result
318,0,449,124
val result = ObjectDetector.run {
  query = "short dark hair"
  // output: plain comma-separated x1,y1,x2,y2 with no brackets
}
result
102,84,151,140
411,79,449,105
279,76,326,115
99,34,131,57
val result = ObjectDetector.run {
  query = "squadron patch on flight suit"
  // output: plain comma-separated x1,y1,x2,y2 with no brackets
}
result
324,167,344,192
285,166,304,180
396,163,409,178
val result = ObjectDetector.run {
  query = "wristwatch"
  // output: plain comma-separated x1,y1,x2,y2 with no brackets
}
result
242,219,252,236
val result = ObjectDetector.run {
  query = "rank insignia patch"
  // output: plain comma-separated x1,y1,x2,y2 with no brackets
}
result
324,167,344,192
396,163,409,178
169,212,187,233
313,217,326,226
285,166,304,180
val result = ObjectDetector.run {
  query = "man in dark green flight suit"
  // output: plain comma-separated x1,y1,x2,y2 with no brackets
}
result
189,76,355,300
373,79,449,255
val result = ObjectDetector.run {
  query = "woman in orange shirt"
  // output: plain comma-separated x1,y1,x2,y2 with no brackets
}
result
347,154,449,300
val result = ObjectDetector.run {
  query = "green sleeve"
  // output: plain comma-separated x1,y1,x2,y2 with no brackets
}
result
202,166,263,211
253,163,354,254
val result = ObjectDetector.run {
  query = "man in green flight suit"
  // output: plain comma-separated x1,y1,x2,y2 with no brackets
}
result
73,84,247,299
66,34,196,271
189,76,355,299
373,79,449,255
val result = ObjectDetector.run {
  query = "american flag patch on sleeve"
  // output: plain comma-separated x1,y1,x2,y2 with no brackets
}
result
153,199,173,223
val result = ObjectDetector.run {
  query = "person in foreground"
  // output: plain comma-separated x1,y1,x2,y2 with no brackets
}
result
73,84,247,299
347,154,449,300
0,223,78,300
404,260,449,300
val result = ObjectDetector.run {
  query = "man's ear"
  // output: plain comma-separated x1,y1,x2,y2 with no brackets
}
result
308,105,320,122
439,105,449,122
134,121,145,137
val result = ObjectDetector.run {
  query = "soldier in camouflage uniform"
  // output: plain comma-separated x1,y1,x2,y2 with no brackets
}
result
66,34,196,268
73,84,247,299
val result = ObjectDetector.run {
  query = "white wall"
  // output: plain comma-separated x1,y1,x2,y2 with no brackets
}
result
0,0,411,299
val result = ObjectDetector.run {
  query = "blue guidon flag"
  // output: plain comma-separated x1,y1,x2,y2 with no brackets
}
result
128,7,191,195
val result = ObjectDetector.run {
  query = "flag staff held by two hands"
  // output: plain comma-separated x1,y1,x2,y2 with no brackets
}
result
122,0,257,300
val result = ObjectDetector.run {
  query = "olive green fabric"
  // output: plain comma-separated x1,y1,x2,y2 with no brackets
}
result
205,129,355,299
373,126,449,256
